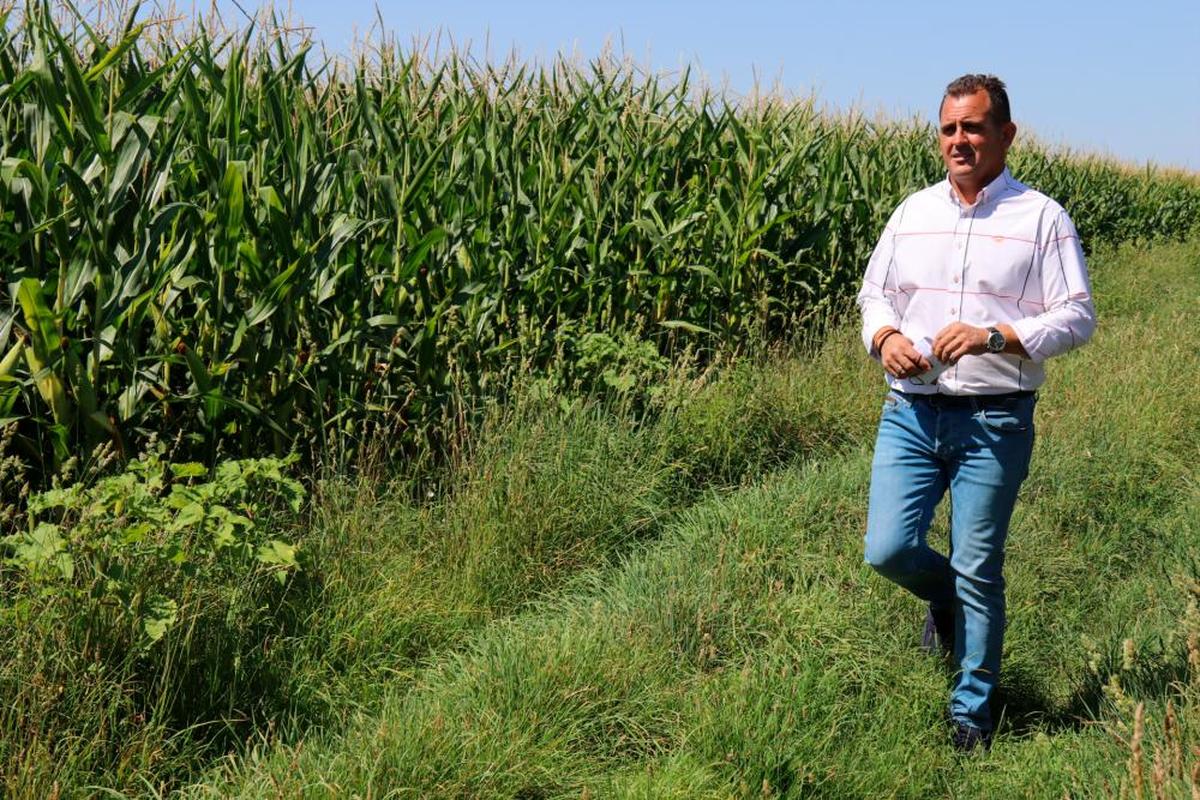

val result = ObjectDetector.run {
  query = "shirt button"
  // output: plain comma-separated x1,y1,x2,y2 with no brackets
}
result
952,275,960,284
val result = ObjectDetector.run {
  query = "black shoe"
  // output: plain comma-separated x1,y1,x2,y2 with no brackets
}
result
921,605,955,657
951,721,993,753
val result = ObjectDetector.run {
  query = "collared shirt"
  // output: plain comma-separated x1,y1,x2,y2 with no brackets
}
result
856,167,1096,395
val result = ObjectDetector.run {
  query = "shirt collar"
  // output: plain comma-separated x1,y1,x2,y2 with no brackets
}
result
945,166,1013,209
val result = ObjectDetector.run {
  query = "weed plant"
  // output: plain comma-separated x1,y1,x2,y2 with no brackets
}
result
0,445,306,794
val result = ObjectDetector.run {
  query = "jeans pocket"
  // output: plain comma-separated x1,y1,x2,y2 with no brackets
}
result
977,402,1033,433
882,391,911,414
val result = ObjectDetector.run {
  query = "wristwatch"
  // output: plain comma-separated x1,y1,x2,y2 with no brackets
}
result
985,326,1006,353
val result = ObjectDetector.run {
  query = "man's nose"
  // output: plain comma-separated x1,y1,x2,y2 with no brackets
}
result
949,125,969,145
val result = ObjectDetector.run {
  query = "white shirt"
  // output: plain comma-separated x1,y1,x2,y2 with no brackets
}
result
856,167,1096,395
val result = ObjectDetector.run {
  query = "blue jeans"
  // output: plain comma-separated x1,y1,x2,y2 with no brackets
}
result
863,390,1035,732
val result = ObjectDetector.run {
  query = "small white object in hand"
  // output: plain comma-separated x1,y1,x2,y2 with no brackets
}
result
909,336,951,387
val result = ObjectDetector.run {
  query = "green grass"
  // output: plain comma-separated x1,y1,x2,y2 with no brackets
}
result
161,237,1200,798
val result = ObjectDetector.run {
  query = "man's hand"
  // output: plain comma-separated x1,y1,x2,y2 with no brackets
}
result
932,322,988,364
932,322,1028,362
880,333,931,379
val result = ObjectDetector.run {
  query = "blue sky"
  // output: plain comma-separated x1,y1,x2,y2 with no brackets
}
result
208,0,1199,170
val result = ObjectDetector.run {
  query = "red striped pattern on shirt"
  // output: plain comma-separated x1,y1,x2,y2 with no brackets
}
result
893,230,1039,245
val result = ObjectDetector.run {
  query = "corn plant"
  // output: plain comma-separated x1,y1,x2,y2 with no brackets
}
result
0,2,1197,479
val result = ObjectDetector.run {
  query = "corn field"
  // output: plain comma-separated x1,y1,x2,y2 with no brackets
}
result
1,3,1198,477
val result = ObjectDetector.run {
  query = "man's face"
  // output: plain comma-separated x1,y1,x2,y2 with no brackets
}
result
938,89,1016,190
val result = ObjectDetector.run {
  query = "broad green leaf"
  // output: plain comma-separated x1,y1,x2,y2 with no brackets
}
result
83,22,147,82
257,539,299,582
173,501,206,529
142,596,178,643
170,463,208,479
4,523,72,580
17,279,69,427
659,319,713,335
0,339,23,382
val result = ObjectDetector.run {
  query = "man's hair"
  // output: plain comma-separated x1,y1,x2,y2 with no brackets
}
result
942,74,1011,126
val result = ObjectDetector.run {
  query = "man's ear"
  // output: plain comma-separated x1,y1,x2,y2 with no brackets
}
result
1002,121,1017,148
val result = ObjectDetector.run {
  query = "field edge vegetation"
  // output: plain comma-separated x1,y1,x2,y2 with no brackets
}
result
3,232,1197,795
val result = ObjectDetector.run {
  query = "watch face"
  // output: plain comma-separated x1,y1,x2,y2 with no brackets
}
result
987,330,1005,352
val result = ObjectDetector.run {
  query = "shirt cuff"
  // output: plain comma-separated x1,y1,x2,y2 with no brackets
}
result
1008,317,1048,364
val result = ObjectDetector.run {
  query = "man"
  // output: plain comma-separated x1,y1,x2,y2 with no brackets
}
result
856,74,1096,751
